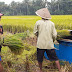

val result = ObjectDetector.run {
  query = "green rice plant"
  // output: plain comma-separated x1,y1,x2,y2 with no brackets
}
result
0,15,72,33
51,15,72,30
2,34,24,55
14,32,29,40
57,29,70,36
57,29,71,40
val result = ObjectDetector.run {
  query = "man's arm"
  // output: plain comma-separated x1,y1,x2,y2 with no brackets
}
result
0,26,3,34
34,22,39,37
52,23,57,42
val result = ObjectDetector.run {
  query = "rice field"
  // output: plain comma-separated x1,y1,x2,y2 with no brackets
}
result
1,15,72,72
0,15,72,33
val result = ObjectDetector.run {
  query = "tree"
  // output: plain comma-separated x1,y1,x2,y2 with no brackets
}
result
50,0,72,15
0,0,72,15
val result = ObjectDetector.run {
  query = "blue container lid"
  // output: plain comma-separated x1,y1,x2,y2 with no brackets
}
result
57,39,72,43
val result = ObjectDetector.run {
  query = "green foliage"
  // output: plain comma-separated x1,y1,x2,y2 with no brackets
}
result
0,0,45,15
2,34,24,55
51,0,72,15
0,0,72,16
0,0,72,15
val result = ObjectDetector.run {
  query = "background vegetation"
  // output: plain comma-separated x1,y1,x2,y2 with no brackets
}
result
0,0,72,15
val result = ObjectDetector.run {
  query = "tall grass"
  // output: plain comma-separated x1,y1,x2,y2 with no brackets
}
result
0,15,72,33
51,15,72,30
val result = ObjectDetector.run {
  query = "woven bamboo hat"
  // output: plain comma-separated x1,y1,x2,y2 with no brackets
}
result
0,13,4,20
35,8,51,19
0,13,4,16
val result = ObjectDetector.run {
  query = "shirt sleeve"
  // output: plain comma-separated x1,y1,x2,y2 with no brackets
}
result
2,26,3,34
52,23,57,42
34,22,38,36
0,25,3,34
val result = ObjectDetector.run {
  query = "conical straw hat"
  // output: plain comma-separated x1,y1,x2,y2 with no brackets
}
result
35,8,51,19
0,13,4,16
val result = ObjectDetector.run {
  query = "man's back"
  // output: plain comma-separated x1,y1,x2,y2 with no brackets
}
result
34,19,57,49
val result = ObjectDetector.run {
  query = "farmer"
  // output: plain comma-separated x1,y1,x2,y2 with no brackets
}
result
34,8,61,72
0,13,4,72
0,13,4,52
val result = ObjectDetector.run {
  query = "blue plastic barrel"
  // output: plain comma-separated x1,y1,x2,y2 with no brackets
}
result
44,40,72,64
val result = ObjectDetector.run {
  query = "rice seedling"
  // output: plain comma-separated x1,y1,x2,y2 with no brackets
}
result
2,34,24,55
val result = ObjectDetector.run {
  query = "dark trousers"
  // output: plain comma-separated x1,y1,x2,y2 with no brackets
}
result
0,45,2,52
